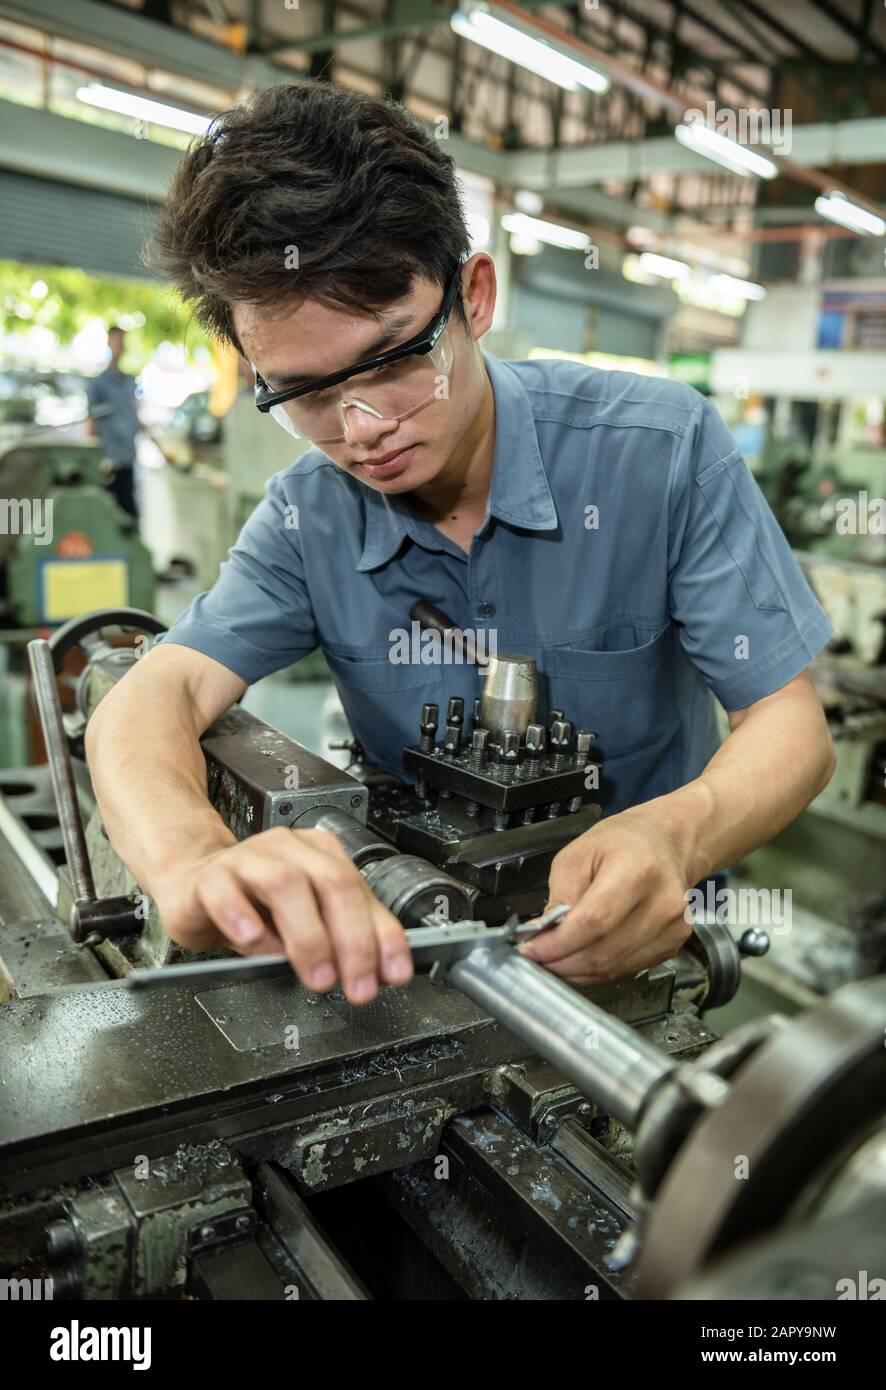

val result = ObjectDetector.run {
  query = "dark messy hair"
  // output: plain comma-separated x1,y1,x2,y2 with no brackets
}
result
148,82,471,352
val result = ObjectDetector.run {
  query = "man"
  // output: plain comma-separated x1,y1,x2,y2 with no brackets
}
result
86,325,141,520
85,82,835,1007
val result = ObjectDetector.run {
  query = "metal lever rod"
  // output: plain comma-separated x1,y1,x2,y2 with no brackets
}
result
409,599,484,667
27,637,96,904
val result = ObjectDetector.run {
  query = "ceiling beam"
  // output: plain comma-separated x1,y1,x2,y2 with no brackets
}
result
0,0,283,89
733,0,824,61
806,0,886,66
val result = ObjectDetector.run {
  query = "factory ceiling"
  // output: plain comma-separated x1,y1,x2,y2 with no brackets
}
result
1,0,885,256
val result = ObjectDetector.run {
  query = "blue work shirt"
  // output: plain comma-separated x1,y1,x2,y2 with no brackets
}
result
159,353,833,815
86,366,140,466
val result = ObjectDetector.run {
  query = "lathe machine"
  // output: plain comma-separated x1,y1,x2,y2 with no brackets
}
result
0,607,884,1300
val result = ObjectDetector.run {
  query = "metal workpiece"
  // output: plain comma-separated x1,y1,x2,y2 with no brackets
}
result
448,945,677,1126
361,853,475,928
292,805,397,868
479,652,539,737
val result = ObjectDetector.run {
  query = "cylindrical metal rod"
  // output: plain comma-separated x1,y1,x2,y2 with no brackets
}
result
27,638,96,903
293,806,397,868
449,945,676,1128
409,599,484,668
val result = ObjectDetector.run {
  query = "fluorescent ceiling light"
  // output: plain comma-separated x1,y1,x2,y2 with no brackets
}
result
514,188,544,215
76,83,211,136
638,251,690,280
708,273,767,301
451,5,609,93
814,191,886,237
675,121,778,180
501,212,589,251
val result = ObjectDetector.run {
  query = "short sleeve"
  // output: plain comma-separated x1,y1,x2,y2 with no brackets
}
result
86,376,105,414
668,397,833,710
156,472,318,683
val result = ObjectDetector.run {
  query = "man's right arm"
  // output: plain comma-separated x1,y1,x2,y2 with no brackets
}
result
84,642,412,1003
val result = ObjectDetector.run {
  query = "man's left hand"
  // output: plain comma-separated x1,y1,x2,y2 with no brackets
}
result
520,807,693,984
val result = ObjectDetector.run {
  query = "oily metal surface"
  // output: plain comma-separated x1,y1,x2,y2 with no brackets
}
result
0,974,519,1190
635,975,886,1298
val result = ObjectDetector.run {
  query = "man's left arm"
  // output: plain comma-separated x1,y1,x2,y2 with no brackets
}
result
522,671,834,983
524,394,835,984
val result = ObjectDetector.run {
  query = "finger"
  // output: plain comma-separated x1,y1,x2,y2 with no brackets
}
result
291,829,412,992
230,852,339,991
545,840,594,912
282,831,382,1004
366,895,414,987
544,912,689,983
616,918,691,977
194,862,282,957
522,855,647,964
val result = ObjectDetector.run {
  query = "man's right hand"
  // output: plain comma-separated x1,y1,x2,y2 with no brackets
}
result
151,826,413,1004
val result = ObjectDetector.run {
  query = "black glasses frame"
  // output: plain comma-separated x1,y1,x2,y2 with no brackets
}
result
254,262,464,414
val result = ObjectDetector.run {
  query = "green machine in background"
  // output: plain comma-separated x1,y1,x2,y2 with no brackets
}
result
0,434,154,628
756,429,886,563
715,552,886,1033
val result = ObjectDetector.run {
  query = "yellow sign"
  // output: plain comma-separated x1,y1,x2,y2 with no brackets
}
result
42,560,129,622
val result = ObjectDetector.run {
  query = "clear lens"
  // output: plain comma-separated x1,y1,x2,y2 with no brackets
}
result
270,329,453,444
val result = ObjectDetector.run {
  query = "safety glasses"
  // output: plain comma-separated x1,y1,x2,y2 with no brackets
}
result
253,262,463,444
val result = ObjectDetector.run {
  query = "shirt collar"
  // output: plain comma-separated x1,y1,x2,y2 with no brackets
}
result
356,351,557,572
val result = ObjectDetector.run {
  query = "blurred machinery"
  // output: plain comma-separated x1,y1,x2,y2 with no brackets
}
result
0,433,153,629
758,431,886,563
0,606,883,1301
138,383,310,591
729,552,886,1012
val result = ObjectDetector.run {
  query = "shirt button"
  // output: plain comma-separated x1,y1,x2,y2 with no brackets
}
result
476,601,496,618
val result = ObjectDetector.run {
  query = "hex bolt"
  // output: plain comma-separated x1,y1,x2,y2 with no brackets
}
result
548,708,565,729
443,722,461,755
493,809,509,831
464,800,479,817
550,719,573,748
200,1225,215,1241
498,729,520,765
575,729,595,760
550,720,572,771
522,807,536,824
525,723,546,757
446,696,464,727
420,703,439,752
471,727,490,764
